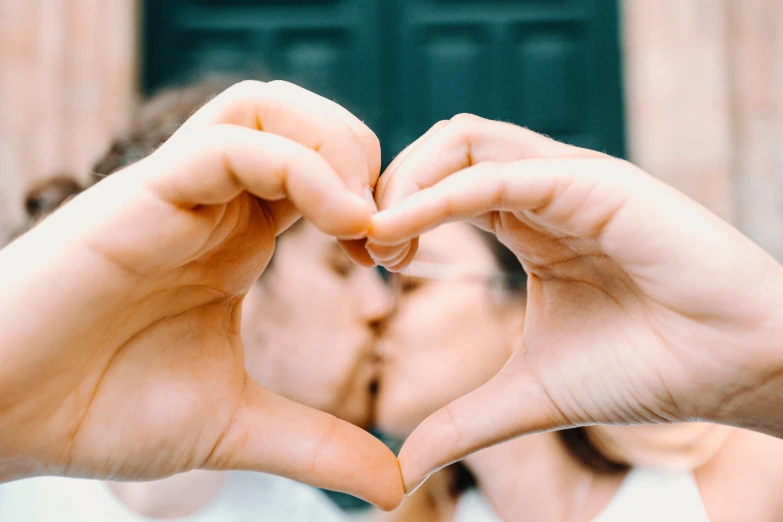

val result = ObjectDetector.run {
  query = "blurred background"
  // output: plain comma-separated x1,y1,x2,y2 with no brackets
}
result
0,0,781,257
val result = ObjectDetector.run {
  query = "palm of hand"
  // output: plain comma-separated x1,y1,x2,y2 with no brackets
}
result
1,81,403,509
366,117,783,490
466,170,778,437
11,185,274,480
499,211,691,431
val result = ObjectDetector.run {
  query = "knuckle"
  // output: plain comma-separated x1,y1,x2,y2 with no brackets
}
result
199,124,241,145
267,79,295,91
449,113,483,128
225,79,265,96
365,131,382,154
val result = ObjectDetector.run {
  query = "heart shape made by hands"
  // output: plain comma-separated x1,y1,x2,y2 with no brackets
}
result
361,114,783,495
2,81,783,511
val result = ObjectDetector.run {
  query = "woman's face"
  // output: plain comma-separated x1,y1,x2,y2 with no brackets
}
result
241,222,394,428
375,223,526,437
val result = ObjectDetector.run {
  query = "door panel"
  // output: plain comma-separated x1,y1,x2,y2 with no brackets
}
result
143,0,625,164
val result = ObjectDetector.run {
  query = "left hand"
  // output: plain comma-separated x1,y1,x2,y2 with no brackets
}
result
366,114,783,493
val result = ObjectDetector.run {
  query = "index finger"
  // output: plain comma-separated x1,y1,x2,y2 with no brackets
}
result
374,114,600,212
173,80,381,197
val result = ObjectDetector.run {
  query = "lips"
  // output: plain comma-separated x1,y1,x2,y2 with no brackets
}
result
374,338,394,361
367,337,399,429
329,338,383,428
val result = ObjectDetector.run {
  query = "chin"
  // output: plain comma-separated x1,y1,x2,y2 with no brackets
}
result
331,391,375,428
340,407,372,429
374,394,422,439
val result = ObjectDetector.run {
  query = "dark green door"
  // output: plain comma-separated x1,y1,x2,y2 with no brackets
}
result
141,0,625,509
142,0,626,164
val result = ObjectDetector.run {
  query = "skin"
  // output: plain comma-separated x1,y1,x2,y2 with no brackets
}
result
0,80,403,510
375,223,524,439
375,223,783,521
242,223,393,428
374,223,625,521
366,114,783,494
109,222,394,518
2,86,783,514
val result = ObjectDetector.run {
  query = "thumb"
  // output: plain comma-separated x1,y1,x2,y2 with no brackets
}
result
206,376,404,511
397,365,565,494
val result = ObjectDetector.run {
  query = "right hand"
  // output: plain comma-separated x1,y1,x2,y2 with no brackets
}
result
0,81,402,510
366,114,783,493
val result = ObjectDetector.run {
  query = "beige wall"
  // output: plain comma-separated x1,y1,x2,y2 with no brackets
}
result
0,141,25,244
623,0,783,259
622,0,735,221
727,0,783,260
0,0,137,182
1,0,782,257
0,0,137,245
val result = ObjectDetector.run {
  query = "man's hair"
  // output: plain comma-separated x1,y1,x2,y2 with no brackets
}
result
23,176,83,228
24,77,237,226
91,76,237,183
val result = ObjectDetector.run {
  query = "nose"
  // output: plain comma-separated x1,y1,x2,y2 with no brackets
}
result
357,268,395,333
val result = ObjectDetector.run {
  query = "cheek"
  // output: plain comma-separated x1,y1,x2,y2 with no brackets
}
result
379,295,513,432
239,286,324,394
240,289,268,378
244,286,373,413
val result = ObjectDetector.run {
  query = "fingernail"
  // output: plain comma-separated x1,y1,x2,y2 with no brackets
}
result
367,242,406,265
368,250,384,265
364,186,378,211
369,249,402,266
384,243,411,268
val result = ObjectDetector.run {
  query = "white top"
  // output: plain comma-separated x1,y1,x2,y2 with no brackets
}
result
0,471,346,522
453,467,710,522
453,489,502,522
594,468,709,522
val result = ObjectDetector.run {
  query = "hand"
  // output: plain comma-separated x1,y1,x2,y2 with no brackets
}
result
0,81,402,510
367,114,783,493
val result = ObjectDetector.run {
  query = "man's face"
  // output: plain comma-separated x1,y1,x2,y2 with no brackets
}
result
241,222,394,427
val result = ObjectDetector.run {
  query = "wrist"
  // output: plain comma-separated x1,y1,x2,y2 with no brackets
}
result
0,450,48,484
711,290,783,436
0,403,65,483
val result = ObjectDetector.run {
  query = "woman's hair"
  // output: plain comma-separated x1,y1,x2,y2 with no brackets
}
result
23,175,83,227
478,230,528,295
